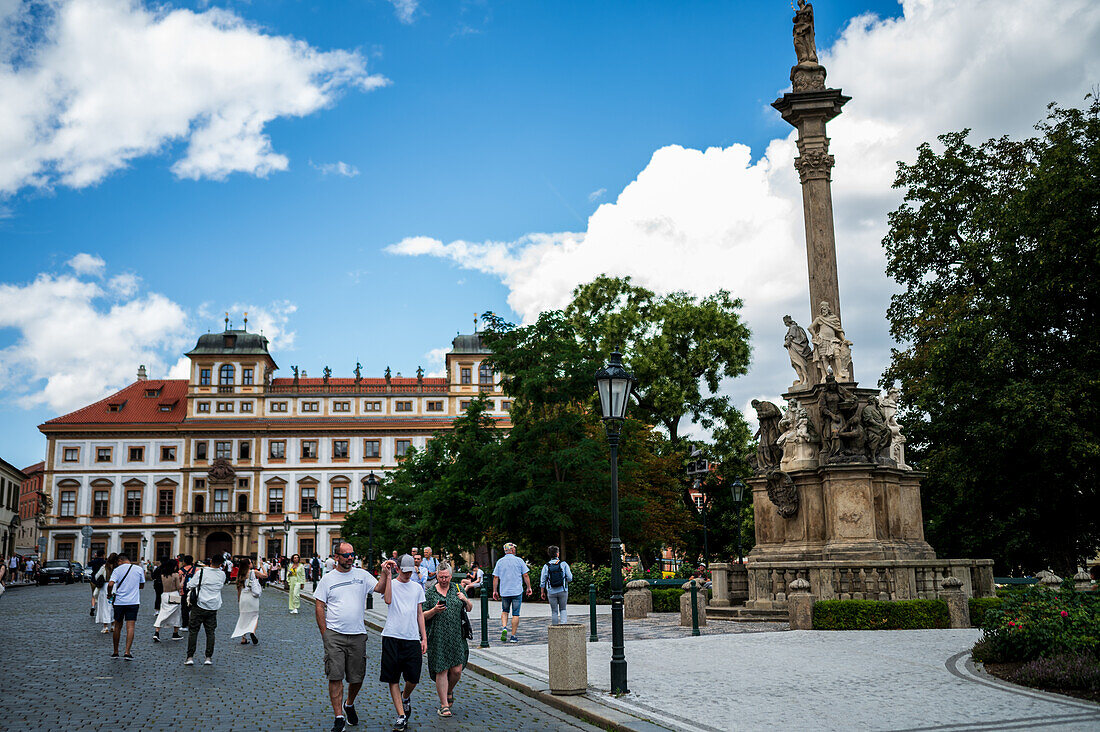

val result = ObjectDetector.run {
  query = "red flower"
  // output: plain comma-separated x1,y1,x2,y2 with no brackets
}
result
1008,621,1016,627
1060,610,1069,617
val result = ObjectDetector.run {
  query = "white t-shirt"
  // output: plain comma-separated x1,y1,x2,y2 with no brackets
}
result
382,577,425,641
108,563,144,605
324,557,336,572
315,567,378,635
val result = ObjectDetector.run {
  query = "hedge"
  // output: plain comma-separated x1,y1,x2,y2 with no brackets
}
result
813,599,950,630
651,588,685,613
968,597,1003,627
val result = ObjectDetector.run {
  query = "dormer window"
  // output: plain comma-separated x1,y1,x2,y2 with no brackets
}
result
224,335,237,348
219,364,235,385
159,402,174,412
107,402,124,412
144,387,162,398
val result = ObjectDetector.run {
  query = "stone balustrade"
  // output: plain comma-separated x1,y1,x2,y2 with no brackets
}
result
179,511,253,525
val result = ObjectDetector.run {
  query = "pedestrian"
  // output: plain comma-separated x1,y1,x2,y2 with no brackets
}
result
491,542,532,643
25,556,35,584
422,563,471,718
539,546,573,625
231,557,266,645
94,553,118,632
152,558,184,642
287,554,306,613
7,554,16,584
107,553,145,660
324,554,336,574
179,554,195,631
377,555,427,732
314,542,378,732
459,562,483,594
413,555,429,587
151,556,171,614
88,550,105,616
421,547,438,587
311,553,323,593
184,557,226,666
0,555,7,598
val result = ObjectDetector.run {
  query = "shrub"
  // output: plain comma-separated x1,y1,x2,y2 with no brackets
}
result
1008,653,1100,693
651,588,685,613
972,583,1100,663
812,599,950,630
969,597,1003,627
566,562,612,603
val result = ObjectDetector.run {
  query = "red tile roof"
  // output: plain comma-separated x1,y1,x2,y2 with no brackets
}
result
21,461,44,475
42,380,189,426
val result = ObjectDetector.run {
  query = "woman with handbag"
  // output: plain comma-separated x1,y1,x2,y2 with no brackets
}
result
422,563,472,718
286,554,305,614
152,558,184,642
231,558,267,645
94,553,118,633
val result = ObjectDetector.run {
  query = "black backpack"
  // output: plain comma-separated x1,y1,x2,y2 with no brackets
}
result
547,561,565,590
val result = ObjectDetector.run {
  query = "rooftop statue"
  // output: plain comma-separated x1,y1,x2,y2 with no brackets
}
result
793,0,819,65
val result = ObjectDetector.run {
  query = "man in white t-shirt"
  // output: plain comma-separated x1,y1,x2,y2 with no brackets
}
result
107,553,145,660
324,555,337,573
375,554,426,732
185,558,226,666
314,542,378,732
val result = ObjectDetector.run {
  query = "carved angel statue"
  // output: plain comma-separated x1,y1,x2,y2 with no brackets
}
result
777,399,819,470
879,387,910,469
752,399,784,472
384,366,392,383
793,0,819,65
809,301,850,382
416,365,424,382
354,362,362,383
323,366,332,384
292,365,300,385
783,315,815,388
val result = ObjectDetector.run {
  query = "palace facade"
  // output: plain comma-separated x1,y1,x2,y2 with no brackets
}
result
38,327,508,564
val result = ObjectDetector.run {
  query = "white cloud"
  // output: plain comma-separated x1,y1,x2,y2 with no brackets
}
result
423,346,449,378
588,187,606,202
107,272,140,296
388,0,1100,423
224,301,298,351
66,253,106,276
388,0,418,24
311,160,360,178
0,0,388,195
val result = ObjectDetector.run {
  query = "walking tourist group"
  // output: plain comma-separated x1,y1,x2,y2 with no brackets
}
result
0,541,574,731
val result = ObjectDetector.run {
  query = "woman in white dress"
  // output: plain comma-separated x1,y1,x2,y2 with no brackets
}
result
94,553,118,632
152,558,184,642
231,558,267,645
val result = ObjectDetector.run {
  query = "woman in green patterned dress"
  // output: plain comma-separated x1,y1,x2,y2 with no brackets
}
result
422,562,471,718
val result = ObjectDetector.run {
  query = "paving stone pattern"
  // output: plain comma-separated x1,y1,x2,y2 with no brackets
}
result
0,582,601,731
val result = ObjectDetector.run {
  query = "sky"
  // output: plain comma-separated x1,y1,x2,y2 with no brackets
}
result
1,0,1099,468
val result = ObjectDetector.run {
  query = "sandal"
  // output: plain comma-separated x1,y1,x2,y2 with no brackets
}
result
447,693,454,707
437,706,452,718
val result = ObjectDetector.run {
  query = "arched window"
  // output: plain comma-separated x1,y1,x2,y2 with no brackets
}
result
219,364,235,385
194,494,205,513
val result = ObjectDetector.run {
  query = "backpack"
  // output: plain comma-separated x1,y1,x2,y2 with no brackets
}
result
547,561,565,590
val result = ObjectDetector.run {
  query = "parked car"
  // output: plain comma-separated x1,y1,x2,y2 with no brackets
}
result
37,559,79,585
82,565,94,581
70,562,86,582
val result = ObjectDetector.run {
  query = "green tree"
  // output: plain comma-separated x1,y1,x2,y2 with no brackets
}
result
881,97,1100,574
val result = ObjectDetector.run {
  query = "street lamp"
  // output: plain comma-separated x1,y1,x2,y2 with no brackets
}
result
310,502,322,559
141,536,149,562
686,448,710,565
729,479,747,564
595,348,636,696
362,471,380,609
283,516,293,556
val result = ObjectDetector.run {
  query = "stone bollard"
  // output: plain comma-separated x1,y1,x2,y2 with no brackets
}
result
547,623,588,695
680,580,707,628
1040,572,1063,590
940,576,970,629
624,580,652,619
787,578,814,630
1073,568,1092,593
708,563,731,607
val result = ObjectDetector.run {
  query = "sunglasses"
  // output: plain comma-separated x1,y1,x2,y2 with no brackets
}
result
336,552,355,558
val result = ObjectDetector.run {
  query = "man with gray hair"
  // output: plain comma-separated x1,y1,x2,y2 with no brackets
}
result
491,543,532,643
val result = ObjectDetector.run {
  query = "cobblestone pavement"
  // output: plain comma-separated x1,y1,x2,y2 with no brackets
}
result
0,582,602,731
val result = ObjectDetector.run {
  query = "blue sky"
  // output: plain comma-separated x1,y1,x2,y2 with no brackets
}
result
2,0,1098,468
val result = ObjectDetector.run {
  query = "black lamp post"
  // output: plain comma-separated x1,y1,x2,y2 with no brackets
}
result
686,448,710,565
283,516,293,556
141,536,149,562
729,479,747,564
595,348,636,695
362,472,380,609
310,502,322,558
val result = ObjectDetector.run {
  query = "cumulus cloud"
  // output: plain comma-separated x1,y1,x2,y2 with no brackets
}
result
388,0,418,24
66,253,106,276
0,0,388,195
224,301,298,351
311,160,361,178
388,0,1100,430
423,346,449,378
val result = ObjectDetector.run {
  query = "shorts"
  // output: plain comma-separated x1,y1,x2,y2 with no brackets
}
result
380,636,422,685
113,604,139,622
501,594,522,616
323,631,367,684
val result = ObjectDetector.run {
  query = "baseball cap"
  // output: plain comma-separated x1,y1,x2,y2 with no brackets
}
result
398,554,416,572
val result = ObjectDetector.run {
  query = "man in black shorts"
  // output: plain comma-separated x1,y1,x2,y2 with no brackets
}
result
374,555,426,732
106,553,145,660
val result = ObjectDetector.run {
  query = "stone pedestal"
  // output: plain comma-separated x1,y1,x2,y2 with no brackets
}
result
787,578,814,630
707,563,730,607
1074,569,1093,593
624,580,652,619
679,580,707,627
940,576,970,629
547,623,587,695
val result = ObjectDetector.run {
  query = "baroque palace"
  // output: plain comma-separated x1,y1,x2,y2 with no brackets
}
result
37,324,508,564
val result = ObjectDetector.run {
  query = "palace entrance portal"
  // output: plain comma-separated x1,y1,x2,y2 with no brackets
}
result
205,531,233,560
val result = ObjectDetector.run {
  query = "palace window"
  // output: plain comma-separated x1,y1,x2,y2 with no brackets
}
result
215,441,232,459
269,441,286,459
333,440,349,459
363,440,380,458
268,486,284,514
219,364,235,385
155,541,172,561
216,402,234,412
125,489,142,516
128,446,144,462
238,478,249,490
301,440,318,459
302,401,319,413
333,401,350,412
364,401,382,412
197,402,210,413
159,403,174,412
194,494,205,513
122,541,138,560
107,403,123,412
59,491,76,517
160,446,176,461
63,447,79,462
479,364,493,384
56,542,73,560
502,401,512,411
213,489,229,513
460,367,472,385
332,485,348,513
145,387,162,398
240,402,253,413
460,400,471,410
242,367,254,385
237,494,248,512
195,441,208,460
158,489,174,516
93,490,110,517
299,538,315,559
395,401,412,412
300,486,317,513
270,401,288,413
239,442,251,460
200,368,211,386
426,400,443,412
96,447,112,462
395,439,412,457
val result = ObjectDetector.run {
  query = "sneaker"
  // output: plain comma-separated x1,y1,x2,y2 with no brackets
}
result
110,652,119,659
184,657,194,666
90,607,95,616
343,703,358,726
171,633,183,641
500,628,508,642
124,653,134,661
203,657,213,666
507,635,518,643
152,634,161,643
331,716,346,732
392,716,408,732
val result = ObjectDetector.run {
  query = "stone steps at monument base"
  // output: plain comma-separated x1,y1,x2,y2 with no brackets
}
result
707,605,788,622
